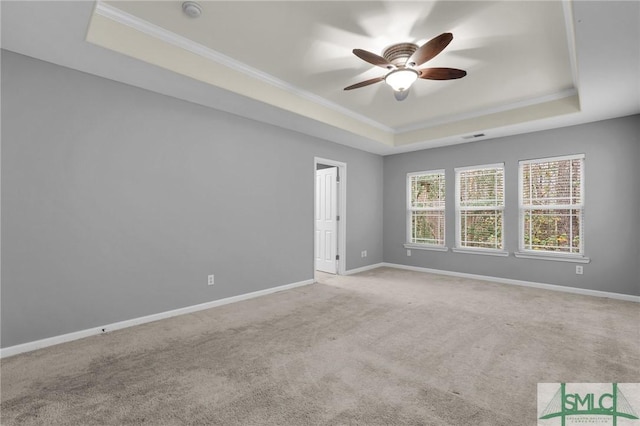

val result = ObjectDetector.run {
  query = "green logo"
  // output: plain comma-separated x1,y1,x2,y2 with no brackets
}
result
539,383,639,425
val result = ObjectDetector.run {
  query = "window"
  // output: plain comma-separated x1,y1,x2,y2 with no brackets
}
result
519,154,584,256
406,170,446,248
455,164,505,252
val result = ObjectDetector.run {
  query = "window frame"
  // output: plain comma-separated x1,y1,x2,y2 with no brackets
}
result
404,170,448,251
516,154,589,263
454,163,507,256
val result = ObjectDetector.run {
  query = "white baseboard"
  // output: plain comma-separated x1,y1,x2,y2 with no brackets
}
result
0,278,315,359
4,265,636,358
381,263,640,303
344,263,385,275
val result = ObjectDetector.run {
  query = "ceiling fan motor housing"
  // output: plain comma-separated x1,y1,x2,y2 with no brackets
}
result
383,43,418,67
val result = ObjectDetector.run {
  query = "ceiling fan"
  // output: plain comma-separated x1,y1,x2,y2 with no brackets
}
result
344,32,467,101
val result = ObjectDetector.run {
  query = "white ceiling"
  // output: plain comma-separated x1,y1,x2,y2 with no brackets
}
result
1,1,639,155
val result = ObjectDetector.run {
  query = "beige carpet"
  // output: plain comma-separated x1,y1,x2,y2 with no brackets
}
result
2,267,639,425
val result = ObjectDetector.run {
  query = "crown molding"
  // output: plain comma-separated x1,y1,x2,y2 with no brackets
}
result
93,1,394,134
395,87,578,134
562,0,580,94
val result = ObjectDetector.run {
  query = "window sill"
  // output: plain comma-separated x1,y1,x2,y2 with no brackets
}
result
403,243,449,252
514,251,591,263
452,248,509,257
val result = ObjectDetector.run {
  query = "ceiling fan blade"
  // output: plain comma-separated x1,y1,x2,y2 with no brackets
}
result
408,33,453,67
344,76,385,90
353,49,392,68
419,67,467,80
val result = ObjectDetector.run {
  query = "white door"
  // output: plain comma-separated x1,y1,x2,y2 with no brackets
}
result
315,167,338,273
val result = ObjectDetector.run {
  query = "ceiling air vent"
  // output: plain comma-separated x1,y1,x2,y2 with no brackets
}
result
462,133,486,140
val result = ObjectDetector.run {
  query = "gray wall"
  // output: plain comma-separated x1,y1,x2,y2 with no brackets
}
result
3,50,638,350
1,51,383,348
384,115,640,296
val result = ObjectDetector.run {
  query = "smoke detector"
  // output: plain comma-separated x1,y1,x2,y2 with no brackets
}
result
182,1,202,18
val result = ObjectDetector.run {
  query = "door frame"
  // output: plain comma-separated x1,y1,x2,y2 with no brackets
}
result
314,157,347,275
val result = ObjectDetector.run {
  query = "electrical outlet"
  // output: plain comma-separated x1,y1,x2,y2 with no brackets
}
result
361,250,367,258
208,274,215,286
575,266,583,275
407,249,411,256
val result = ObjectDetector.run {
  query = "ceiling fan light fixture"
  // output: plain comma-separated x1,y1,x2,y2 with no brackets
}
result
385,69,419,92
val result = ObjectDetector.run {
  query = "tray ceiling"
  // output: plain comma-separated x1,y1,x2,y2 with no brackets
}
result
87,1,578,148
2,1,638,154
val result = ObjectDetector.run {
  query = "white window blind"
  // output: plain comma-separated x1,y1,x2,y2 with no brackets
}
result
455,164,504,250
407,170,445,246
519,154,584,254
